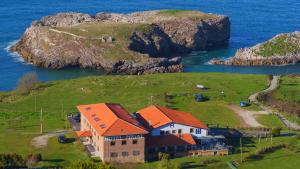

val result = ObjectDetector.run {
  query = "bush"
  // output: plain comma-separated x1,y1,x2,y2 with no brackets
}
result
157,152,182,169
17,72,40,94
0,153,26,168
26,153,42,167
65,160,115,169
271,127,282,137
202,159,220,165
245,143,287,161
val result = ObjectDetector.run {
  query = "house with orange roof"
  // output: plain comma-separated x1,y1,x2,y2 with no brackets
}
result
76,103,148,163
76,103,229,163
136,105,228,159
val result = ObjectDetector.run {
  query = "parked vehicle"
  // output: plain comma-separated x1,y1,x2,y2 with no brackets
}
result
195,94,204,102
58,135,66,143
240,101,248,107
73,113,81,123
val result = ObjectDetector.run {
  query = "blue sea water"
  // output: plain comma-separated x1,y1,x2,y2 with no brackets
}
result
0,0,300,91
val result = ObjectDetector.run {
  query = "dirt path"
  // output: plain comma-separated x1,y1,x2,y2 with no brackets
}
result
31,130,67,149
248,76,280,104
248,75,300,130
49,28,102,40
227,104,268,127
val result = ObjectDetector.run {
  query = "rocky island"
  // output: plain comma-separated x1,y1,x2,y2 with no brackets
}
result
11,10,230,74
212,31,300,66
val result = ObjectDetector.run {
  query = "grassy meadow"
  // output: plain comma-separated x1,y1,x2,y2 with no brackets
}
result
1,72,299,168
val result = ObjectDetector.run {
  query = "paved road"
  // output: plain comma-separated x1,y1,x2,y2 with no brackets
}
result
248,75,300,131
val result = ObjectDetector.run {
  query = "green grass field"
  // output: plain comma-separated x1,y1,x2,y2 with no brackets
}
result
274,76,300,103
133,135,300,169
1,72,298,168
256,114,286,129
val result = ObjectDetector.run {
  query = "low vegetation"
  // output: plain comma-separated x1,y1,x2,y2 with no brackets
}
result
255,34,300,57
16,72,40,94
157,10,219,20
54,22,151,62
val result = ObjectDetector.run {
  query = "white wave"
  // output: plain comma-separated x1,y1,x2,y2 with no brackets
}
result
206,57,230,65
4,40,26,63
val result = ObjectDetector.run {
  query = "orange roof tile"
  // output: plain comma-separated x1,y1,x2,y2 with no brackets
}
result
77,103,148,136
146,134,196,147
137,105,208,129
76,131,92,137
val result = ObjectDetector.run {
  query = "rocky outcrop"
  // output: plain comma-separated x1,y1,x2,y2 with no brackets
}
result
212,32,300,66
11,10,230,74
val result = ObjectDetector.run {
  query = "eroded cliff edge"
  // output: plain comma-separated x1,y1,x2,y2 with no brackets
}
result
212,32,300,66
11,10,230,74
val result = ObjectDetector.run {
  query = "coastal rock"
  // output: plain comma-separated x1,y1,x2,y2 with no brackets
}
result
212,31,300,66
38,12,95,27
11,10,230,74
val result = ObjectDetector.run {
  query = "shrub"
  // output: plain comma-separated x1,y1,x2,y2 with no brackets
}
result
158,152,170,161
157,152,182,169
26,153,42,167
17,72,40,94
271,127,282,137
65,160,115,169
202,159,220,165
0,153,26,168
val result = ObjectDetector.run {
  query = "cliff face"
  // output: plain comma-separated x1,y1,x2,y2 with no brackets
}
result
212,32,300,66
11,10,230,74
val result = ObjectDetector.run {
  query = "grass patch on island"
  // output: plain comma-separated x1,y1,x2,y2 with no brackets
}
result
157,10,220,20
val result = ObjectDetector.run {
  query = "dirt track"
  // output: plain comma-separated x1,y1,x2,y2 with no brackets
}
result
31,131,66,149
227,104,268,127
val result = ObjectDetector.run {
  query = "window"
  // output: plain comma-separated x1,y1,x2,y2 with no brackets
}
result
169,123,175,128
133,139,138,144
122,151,129,157
133,150,140,156
172,130,176,134
121,140,127,145
178,129,182,134
196,128,201,134
165,130,170,135
110,152,118,158
160,130,165,135
190,128,194,133
110,141,115,146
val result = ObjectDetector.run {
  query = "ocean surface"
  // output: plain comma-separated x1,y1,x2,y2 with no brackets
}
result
0,0,300,91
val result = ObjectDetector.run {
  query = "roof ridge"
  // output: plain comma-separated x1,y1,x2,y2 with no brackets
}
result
101,118,120,136
119,118,148,133
154,105,173,122
104,103,119,119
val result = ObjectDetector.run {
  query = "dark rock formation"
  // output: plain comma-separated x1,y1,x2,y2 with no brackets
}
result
11,10,230,74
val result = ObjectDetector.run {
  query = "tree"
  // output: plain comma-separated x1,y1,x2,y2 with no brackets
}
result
0,153,26,168
17,72,40,94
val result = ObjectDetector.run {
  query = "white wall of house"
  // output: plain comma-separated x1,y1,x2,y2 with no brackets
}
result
151,123,207,138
